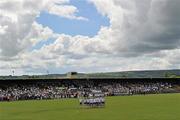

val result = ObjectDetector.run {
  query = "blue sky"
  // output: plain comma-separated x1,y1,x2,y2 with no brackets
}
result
36,0,110,37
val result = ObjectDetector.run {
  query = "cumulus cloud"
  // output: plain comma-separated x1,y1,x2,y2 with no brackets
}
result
47,4,88,21
0,0,180,75
0,0,87,58
89,0,180,56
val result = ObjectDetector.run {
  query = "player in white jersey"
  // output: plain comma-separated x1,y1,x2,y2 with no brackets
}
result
79,98,83,105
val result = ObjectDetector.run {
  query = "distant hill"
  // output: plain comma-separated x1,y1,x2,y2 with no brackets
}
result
1,69,180,79
85,69,180,78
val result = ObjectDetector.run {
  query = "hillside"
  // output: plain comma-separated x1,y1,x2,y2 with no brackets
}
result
1,69,180,79
85,69,180,78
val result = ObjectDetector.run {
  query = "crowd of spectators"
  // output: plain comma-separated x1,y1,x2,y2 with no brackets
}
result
0,81,178,101
101,82,174,96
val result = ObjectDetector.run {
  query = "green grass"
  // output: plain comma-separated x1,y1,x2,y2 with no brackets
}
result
0,94,180,120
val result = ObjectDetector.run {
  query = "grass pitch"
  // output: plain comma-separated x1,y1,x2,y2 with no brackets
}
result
0,94,180,120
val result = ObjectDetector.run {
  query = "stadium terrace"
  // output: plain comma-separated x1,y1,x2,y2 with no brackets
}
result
0,72,180,102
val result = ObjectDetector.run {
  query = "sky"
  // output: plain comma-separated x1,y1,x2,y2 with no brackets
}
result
0,0,180,75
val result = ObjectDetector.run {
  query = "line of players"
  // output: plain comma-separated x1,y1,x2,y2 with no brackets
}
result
79,97,105,107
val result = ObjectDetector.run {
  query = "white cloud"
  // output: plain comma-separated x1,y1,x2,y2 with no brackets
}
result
89,0,180,55
0,25,8,35
0,0,87,58
0,0,180,75
47,4,88,21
